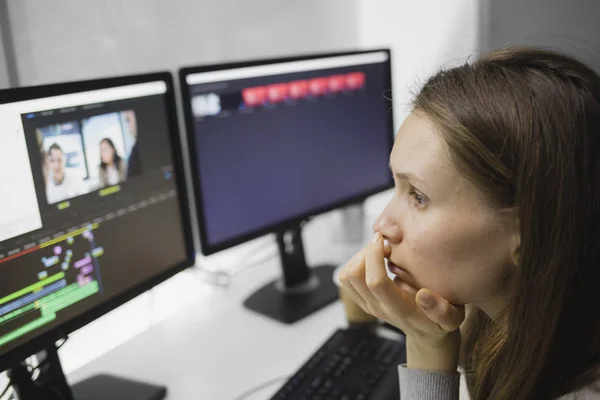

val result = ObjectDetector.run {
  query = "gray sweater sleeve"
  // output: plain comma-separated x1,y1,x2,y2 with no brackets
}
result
398,365,600,399
398,364,461,400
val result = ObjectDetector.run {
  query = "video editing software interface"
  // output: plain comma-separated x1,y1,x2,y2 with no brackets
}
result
0,81,189,356
185,51,393,247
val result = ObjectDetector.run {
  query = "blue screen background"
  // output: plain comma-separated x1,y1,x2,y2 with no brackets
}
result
190,61,393,246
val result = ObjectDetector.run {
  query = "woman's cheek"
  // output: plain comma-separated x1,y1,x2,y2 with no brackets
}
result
408,239,465,302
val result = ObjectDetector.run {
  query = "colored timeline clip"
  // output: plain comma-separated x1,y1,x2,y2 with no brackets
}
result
241,71,366,108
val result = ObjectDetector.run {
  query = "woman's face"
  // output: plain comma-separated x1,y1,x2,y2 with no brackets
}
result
48,149,65,181
100,141,114,165
374,111,516,315
123,111,137,139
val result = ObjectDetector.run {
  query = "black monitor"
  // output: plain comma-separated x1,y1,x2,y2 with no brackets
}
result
0,73,194,400
180,49,394,324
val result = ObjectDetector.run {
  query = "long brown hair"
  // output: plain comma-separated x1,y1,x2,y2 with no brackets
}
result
412,47,600,399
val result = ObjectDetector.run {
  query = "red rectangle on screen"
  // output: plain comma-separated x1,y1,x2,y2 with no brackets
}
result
328,75,347,93
346,72,366,90
309,78,329,96
267,83,289,103
289,80,309,99
242,87,267,106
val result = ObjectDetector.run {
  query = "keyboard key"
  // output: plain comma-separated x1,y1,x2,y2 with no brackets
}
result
268,328,405,400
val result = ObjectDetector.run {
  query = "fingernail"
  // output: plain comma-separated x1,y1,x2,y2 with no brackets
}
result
418,292,436,308
383,239,390,251
371,232,381,243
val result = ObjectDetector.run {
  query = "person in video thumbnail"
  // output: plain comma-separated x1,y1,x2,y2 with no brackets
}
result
46,143,87,204
99,138,127,187
123,110,141,178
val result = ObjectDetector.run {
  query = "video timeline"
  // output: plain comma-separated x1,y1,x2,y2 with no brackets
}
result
192,72,366,119
242,72,366,106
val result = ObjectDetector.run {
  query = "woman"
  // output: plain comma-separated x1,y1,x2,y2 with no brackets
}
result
98,138,127,187
339,47,600,399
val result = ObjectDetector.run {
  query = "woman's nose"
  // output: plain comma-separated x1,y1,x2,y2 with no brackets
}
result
372,213,401,242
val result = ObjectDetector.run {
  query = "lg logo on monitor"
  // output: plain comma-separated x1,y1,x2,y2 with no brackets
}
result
192,93,221,117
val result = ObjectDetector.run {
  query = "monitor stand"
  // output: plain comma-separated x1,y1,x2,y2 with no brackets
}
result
243,223,339,324
8,344,166,400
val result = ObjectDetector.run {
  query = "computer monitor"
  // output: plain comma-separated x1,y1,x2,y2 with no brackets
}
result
0,73,194,400
180,49,394,324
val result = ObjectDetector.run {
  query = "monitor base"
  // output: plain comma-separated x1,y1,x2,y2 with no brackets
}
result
72,374,166,400
8,345,166,400
244,265,339,324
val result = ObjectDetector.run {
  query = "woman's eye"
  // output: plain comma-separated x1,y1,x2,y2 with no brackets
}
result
409,191,428,207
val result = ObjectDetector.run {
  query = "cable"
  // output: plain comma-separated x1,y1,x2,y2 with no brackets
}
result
50,384,68,400
227,245,278,278
27,337,69,373
193,239,278,287
0,338,70,400
232,374,290,400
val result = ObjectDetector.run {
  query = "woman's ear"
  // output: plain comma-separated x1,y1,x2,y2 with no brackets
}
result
511,241,520,266
510,216,520,267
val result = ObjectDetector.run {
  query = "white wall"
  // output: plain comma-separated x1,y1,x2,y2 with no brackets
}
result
0,13,10,89
357,0,480,131
8,0,358,86
0,39,8,89
480,0,600,61
356,0,600,131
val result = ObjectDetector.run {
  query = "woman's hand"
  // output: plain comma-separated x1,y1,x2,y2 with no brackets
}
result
338,232,465,373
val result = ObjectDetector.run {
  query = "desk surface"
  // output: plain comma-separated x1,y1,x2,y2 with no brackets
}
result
67,214,365,400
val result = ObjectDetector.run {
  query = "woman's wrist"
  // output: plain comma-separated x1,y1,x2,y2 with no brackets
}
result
405,331,461,374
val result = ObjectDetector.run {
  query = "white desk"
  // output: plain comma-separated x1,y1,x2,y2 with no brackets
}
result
64,196,389,400
68,263,346,399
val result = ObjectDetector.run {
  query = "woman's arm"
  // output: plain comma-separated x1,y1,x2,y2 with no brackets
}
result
98,166,106,187
556,382,600,400
119,160,128,182
399,365,460,400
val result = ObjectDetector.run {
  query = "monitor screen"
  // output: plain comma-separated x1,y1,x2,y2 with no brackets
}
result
0,75,193,366
181,50,394,254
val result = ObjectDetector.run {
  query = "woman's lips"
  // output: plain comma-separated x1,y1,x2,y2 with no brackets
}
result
386,259,408,276
386,259,418,292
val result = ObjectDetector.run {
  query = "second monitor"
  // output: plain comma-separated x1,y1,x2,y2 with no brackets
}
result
180,49,394,323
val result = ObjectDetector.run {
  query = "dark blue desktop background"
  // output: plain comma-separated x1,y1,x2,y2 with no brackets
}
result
190,61,393,246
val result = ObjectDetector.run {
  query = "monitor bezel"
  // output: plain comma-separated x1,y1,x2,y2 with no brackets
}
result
0,72,196,372
179,48,394,256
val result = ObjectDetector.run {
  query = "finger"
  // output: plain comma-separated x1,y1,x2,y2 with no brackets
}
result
346,249,363,266
339,253,369,311
341,278,370,312
392,276,418,295
416,289,465,332
365,233,414,312
346,252,382,315
383,236,392,257
338,249,365,286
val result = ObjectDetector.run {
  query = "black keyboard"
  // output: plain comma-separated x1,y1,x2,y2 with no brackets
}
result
269,327,406,400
